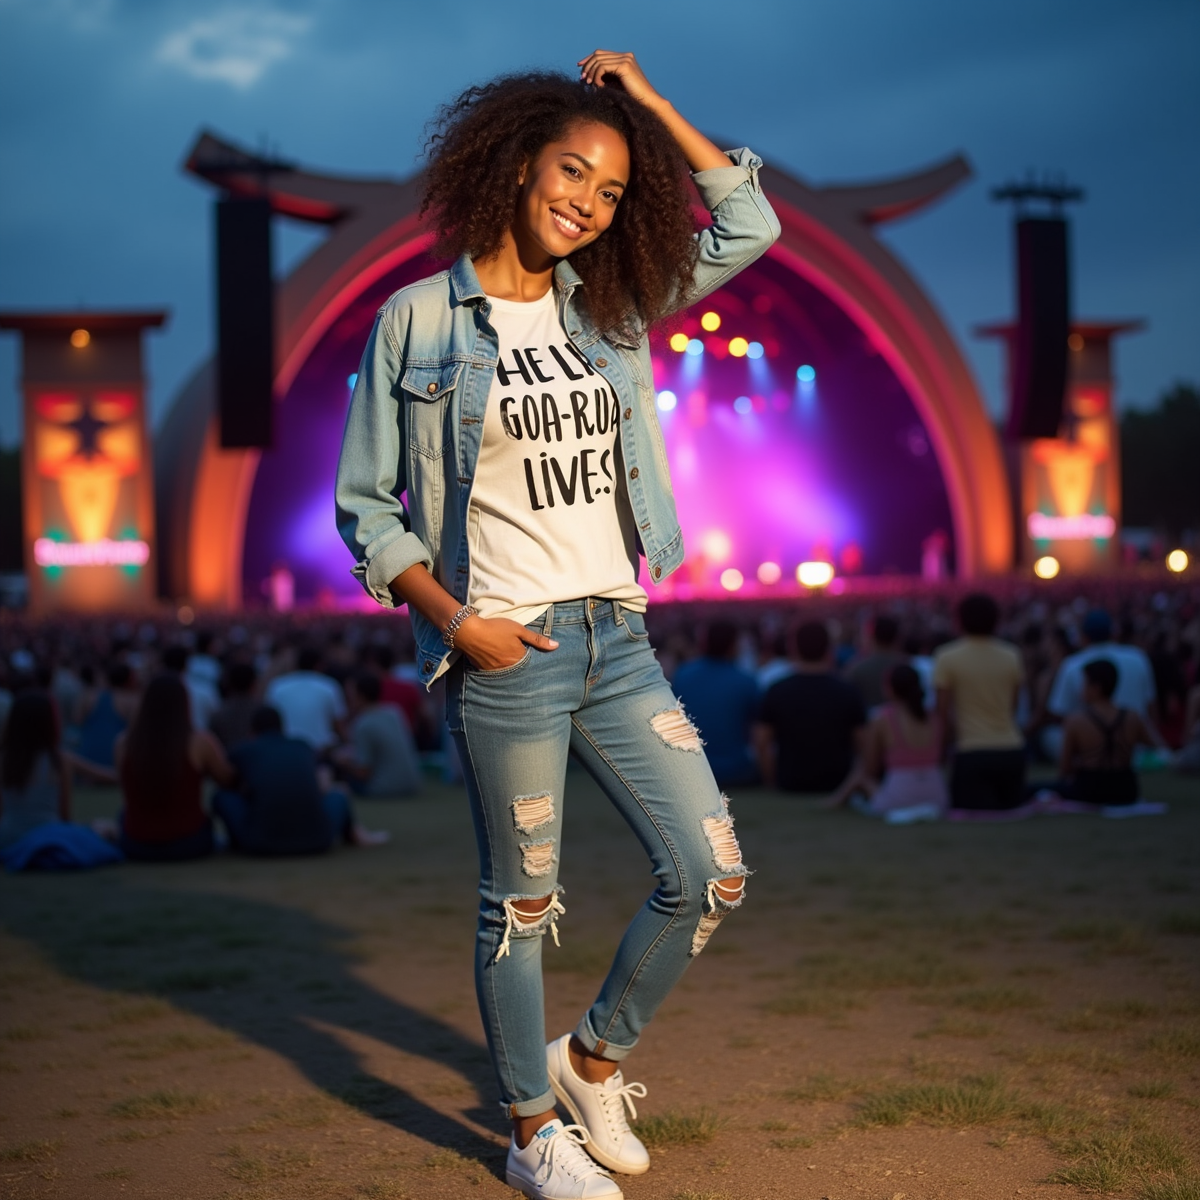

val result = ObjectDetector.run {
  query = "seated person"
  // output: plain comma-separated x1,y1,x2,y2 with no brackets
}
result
847,614,906,711
76,661,139,770
334,672,421,797
1053,659,1157,807
213,706,386,854
116,673,235,861
754,621,866,794
934,593,1026,812
0,691,70,850
264,646,347,753
845,663,947,821
210,661,260,750
373,645,429,748
672,620,760,787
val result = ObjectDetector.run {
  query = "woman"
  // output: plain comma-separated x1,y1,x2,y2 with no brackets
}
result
1054,658,1157,808
336,52,778,1199
0,691,70,851
852,663,947,823
117,673,234,861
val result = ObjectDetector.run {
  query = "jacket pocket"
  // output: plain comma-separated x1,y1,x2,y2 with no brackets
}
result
401,361,464,460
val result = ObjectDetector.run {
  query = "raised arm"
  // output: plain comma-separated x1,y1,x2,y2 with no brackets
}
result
578,50,780,312
577,51,729,173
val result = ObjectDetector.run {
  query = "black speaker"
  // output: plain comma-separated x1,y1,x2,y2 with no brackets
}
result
1007,216,1069,440
216,196,274,448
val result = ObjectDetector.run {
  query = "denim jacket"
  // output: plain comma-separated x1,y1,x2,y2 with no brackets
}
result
335,147,781,686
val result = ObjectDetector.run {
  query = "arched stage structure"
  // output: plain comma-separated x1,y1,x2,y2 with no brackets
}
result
157,132,1011,608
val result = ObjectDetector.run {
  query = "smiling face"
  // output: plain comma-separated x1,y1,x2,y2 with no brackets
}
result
513,120,630,264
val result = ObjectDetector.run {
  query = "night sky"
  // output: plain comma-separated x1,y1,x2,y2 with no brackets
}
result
1,0,1197,447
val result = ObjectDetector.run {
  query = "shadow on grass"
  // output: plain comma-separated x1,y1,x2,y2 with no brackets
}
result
0,873,509,1169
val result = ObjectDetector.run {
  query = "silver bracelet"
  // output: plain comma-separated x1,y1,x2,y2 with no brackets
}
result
442,604,478,648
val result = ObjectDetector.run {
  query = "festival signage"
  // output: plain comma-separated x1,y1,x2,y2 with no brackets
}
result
1017,324,1138,574
0,311,167,612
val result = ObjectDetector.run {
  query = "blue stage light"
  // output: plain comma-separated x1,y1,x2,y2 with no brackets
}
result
347,373,358,388
686,338,705,356
796,364,816,383
747,341,764,360
657,389,678,411
733,395,752,414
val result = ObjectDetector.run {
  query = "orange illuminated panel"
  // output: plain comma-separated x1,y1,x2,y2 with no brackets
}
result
1020,376,1120,573
25,381,156,611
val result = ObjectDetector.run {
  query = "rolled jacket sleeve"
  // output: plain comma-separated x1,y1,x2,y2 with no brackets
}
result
334,309,434,608
691,146,761,210
675,146,781,315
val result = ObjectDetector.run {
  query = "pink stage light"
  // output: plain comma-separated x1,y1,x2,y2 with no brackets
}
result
720,568,744,591
1027,513,1116,540
34,538,150,568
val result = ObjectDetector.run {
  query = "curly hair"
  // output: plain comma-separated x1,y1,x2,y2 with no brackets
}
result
421,72,699,336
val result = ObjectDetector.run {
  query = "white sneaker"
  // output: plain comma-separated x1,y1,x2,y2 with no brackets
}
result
505,1119,622,1199
546,1034,650,1175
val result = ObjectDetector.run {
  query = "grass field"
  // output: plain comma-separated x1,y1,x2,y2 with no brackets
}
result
0,768,1197,1199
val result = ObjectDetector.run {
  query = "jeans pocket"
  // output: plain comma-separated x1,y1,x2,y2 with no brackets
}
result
621,609,650,642
466,646,534,678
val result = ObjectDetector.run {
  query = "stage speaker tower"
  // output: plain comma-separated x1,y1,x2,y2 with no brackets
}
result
216,195,274,448
1009,216,1070,440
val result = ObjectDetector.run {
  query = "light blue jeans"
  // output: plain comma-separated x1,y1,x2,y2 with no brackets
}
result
447,599,749,1118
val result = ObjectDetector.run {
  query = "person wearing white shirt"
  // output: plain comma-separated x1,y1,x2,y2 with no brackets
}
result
1045,610,1161,759
263,648,347,752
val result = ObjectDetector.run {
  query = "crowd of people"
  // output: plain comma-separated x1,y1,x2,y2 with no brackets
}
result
0,621,428,866
664,580,1199,822
0,578,1196,865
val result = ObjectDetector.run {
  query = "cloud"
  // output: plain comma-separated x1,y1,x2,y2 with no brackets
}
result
156,7,311,89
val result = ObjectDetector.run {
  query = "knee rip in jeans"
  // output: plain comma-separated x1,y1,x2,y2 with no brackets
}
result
650,705,704,753
519,838,556,878
496,889,566,962
691,799,749,957
512,792,555,834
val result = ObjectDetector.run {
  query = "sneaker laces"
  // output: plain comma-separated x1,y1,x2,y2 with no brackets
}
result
598,1073,648,1137
535,1123,613,1185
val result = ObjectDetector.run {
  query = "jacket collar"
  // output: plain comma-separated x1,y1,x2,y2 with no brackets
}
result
451,254,585,302
554,258,584,293
450,252,637,348
449,255,486,305
450,253,585,303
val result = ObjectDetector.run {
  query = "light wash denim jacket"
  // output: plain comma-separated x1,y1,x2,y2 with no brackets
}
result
336,147,781,685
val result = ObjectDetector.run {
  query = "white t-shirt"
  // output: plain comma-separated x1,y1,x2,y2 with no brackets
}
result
467,290,647,626
1047,643,1157,718
263,671,347,750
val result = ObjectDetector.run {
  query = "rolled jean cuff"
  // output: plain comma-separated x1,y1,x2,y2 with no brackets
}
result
502,1088,556,1119
574,1015,636,1062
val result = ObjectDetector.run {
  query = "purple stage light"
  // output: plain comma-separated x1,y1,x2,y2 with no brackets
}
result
240,250,954,604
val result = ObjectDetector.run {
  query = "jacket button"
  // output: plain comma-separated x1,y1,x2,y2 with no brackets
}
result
596,357,608,368
629,467,639,480
653,565,662,579
426,382,438,394
423,660,433,671
623,408,632,420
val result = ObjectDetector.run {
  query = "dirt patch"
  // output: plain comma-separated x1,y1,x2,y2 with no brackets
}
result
1,770,1197,1199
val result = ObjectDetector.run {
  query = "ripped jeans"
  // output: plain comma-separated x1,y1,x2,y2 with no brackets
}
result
446,599,748,1118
